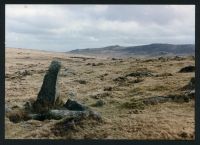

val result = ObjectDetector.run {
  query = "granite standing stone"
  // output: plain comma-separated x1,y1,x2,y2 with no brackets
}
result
33,60,61,112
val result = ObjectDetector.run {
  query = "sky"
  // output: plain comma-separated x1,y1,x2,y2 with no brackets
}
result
6,5,195,52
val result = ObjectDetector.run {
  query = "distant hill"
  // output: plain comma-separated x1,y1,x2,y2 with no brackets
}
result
68,43,195,58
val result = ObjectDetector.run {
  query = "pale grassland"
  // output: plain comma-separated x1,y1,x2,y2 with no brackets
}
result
5,48,195,139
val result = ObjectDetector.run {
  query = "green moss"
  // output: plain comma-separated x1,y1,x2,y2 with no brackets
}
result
121,99,145,110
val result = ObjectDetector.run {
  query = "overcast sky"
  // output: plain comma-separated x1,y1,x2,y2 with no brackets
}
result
6,5,195,52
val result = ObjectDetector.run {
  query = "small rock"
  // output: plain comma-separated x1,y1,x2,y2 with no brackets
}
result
86,63,91,65
15,70,31,78
113,76,127,82
92,100,105,107
130,78,144,83
155,73,173,77
179,132,188,138
24,101,32,111
187,90,195,99
142,96,172,105
91,92,111,99
104,86,112,91
112,58,117,60
179,66,195,73
60,68,76,77
76,80,87,84
66,90,77,99
173,56,184,61
5,104,12,113
126,71,153,77
64,99,87,111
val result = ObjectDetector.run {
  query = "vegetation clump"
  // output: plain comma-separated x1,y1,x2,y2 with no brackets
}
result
121,98,145,110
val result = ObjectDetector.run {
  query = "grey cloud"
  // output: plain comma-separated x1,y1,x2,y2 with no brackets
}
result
6,5,195,52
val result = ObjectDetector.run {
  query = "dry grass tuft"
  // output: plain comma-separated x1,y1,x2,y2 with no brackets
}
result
121,98,145,110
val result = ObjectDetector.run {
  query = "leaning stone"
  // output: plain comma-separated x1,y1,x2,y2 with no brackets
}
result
64,99,88,111
33,60,61,113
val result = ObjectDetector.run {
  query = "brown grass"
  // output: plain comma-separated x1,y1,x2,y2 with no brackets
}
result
5,48,195,139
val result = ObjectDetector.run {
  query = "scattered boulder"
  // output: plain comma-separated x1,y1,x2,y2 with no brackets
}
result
178,131,189,138
60,68,76,77
173,56,185,61
179,65,195,73
16,70,32,76
141,94,192,105
113,76,128,82
126,71,153,77
171,94,190,103
142,59,156,63
128,109,143,114
36,69,46,74
92,99,105,107
6,70,32,80
158,57,166,62
155,73,173,77
104,86,112,91
33,60,61,113
99,73,108,81
92,63,104,66
66,90,77,99
142,96,172,105
112,58,117,60
64,99,88,111
75,79,87,84
86,63,91,65
91,92,111,99
129,77,144,83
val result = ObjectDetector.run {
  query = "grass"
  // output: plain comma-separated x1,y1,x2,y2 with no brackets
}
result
121,98,145,110
5,48,195,139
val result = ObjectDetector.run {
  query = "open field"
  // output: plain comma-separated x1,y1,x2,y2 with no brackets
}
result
5,48,195,139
